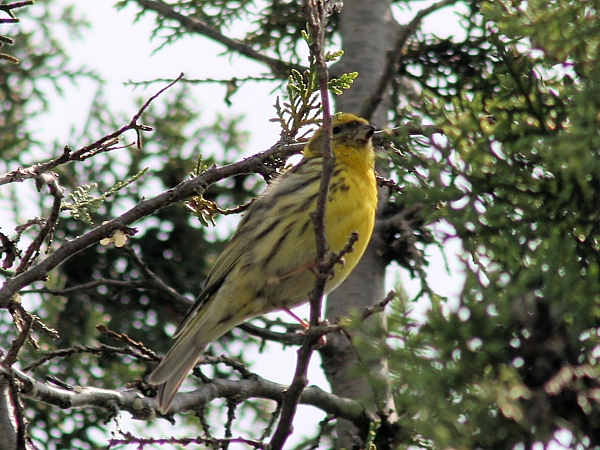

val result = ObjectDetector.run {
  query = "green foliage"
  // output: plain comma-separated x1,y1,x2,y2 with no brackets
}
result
372,0,600,448
328,70,358,95
244,1,339,61
118,0,339,64
0,1,98,160
274,42,357,139
62,169,149,225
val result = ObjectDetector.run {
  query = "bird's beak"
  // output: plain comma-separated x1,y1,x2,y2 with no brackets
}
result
354,124,376,143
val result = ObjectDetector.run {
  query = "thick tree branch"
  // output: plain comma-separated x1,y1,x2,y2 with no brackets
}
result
0,379,17,450
3,366,370,426
109,435,267,449
0,141,303,308
238,322,305,346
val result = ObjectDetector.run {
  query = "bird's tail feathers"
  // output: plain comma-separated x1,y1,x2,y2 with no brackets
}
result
147,331,209,414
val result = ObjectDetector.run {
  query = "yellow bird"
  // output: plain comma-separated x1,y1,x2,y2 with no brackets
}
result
148,113,378,413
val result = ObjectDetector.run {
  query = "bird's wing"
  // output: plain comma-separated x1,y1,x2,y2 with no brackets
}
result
173,226,251,336
173,177,288,337
174,158,322,337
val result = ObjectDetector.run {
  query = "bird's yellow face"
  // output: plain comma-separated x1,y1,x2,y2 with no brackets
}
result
303,113,376,165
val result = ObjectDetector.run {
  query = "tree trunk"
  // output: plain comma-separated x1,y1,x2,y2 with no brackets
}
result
323,0,398,447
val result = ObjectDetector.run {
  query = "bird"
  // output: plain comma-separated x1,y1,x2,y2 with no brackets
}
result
147,113,378,414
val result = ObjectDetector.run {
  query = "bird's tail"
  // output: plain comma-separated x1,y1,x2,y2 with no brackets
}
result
147,293,253,414
147,326,209,414
148,289,261,414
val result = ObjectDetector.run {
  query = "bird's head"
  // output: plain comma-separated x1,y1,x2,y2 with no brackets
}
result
303,113,375,159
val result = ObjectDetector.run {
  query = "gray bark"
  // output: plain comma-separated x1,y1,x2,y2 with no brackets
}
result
330,0,397,126
324,0,399,447
0,382,17,450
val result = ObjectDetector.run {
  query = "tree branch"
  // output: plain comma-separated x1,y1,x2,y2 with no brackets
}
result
119,245,192,307
131,0,303,78
109,434,268,449
0,74,181,188
270,1,337,447
0,378,17,450
21,343,154,372
4,365,370,426
15,173,64,274
0,139,303,309
238,322,305,346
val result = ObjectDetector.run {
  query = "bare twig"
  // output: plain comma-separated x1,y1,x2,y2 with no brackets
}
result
15,173,64,274
96,324,159,360
376,173,403,194
0,1,34,26
360,290,396,321
270,1,336,447
22,342,154,372
238,322,304,346
307,8,335,328
0,74,182,188
119,245,192,308
24,278,152,296
23,247,192,313
127,75,278,87
3,305,34,367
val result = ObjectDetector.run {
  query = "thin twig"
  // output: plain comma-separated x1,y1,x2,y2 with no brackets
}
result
0,74,182,188
22,342,154,372
127,75,278,87
3,305,34,367
360,290,396,321
270,1,335,447
376,173,403,194
96,324,159,360
15,173,64,274
119,245,191,309
24,278,151,296
0,1,34,19
308,16,334,328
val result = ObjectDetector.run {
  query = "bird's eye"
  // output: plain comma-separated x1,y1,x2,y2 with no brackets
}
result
332,126,342,134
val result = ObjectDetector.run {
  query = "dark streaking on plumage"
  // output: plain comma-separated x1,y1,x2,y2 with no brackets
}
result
147,113,378,414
